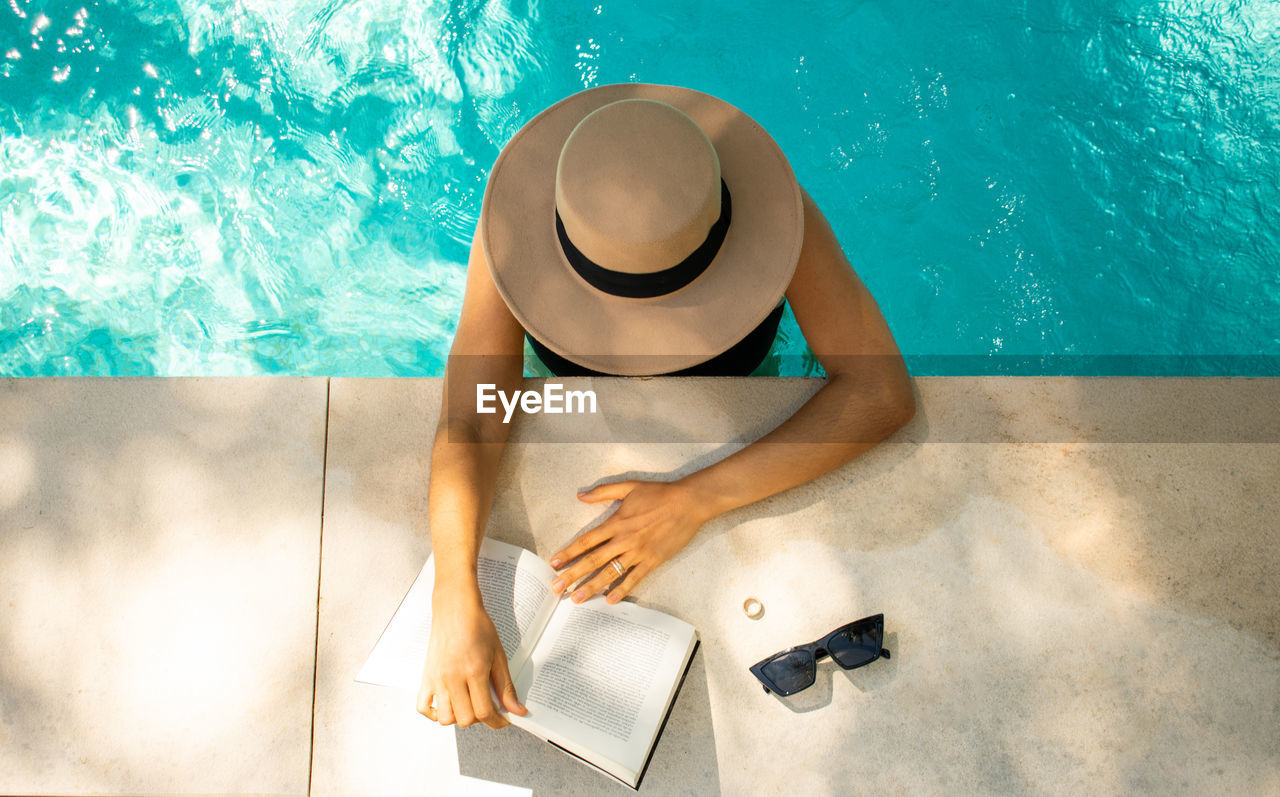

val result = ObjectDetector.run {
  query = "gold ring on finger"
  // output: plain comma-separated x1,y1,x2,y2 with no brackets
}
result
611,559,625,577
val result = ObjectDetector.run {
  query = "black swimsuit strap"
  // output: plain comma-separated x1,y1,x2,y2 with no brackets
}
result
527,300,786,377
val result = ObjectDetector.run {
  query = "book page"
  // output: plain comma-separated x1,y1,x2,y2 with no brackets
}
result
356,538,559,689
476,541,559,669
512,597,696,776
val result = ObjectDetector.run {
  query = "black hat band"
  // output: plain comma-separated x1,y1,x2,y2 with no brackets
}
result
554,179,732,299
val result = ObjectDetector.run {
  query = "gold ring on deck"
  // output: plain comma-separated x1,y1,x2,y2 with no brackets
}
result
743,597,764,619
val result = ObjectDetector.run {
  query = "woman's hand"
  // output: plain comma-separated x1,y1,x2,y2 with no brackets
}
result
417,588,527,729
549,479,720,604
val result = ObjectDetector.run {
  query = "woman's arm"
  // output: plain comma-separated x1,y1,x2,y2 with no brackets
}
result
550,188,916,602
675,186,916,508
418,232,528,729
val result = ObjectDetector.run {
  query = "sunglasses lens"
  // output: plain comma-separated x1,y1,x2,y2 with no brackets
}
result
760,650,816,695
828,622,881,669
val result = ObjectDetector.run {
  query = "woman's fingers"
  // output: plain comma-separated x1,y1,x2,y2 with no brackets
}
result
490,649,528,717
548,481,637,569
553,539,629,598
565,554,654,605
549,517,623,571
549,529,602,572
417,684,438,721
418,598,523,731
434,691,456,726
577,480,637,503
606,562,650,604
443,676,473,727
551,479,708,603
568,555,629,603
467,676,508,729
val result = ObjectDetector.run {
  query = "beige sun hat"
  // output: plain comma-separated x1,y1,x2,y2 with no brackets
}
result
480,83,804,375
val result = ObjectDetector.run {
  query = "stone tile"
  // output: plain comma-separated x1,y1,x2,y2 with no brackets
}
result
309,379,461,796
0,378,327,797
316,377,1280,795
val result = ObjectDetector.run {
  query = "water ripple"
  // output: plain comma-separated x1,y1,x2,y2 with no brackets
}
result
1,0,1276,375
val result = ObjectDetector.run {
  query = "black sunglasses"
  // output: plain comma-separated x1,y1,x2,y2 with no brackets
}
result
749,613,890,695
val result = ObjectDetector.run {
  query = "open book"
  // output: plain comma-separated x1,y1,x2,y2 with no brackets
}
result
357,538,699,789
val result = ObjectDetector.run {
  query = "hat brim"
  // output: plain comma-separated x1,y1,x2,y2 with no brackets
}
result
481,83,803,376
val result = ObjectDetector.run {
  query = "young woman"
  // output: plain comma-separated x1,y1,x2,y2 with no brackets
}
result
417,84,915,729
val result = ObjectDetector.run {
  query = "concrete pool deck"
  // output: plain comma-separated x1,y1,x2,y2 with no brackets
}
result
1,376,1277,795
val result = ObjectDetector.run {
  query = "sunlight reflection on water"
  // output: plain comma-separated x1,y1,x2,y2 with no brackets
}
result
1,0,1277,375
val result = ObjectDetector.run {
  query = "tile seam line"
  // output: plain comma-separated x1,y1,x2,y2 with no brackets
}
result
307,376,331,797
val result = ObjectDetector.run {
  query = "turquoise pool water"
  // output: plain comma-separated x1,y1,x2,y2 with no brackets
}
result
2,0,1278,376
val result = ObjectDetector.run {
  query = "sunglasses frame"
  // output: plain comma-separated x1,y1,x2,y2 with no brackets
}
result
749,613,891,696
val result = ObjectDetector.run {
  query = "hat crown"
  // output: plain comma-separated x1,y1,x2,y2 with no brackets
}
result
555,99,721,275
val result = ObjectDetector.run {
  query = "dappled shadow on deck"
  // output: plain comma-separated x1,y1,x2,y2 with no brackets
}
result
0,378,327,796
